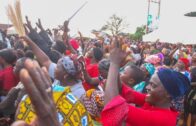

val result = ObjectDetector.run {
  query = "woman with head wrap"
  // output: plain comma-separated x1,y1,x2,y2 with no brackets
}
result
174,57,191,80
102,41,191,126
49,54,86,99
14,59,93,126
140,63,155,79
133,63,155,93
80,59,109,124
21,36,85,99
156,53,164,63
80,89,104,124
144,54,162,68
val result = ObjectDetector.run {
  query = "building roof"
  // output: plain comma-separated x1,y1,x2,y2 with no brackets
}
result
0,24,12,30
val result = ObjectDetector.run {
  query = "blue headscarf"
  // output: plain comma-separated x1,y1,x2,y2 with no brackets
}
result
157,68,190,99
144,63,155,77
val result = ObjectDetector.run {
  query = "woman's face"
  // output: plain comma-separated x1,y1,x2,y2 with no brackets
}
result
86,48,93,58
175,60,185,71
54,59,67,81
145,73,169,105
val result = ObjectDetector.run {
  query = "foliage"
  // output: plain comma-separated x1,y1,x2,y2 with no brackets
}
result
129,25,146,41
100,14,129,36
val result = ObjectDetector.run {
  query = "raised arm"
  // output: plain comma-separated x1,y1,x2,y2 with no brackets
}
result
21,36,52,70
36,18,53,46
25,16,51,54
63,20,77,54
12,59,61,126
169,46,178,59
78,31,85,52
104,37,127,105
79,58,100,86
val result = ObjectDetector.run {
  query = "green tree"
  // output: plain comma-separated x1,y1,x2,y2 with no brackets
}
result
130,25,146,41
100,14,129,36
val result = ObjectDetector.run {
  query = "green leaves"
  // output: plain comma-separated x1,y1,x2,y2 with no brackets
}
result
100,14,128,36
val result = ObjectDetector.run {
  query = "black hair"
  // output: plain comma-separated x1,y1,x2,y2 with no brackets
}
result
98,59,110,71
25,50,34,59
191,67,196,82
184,87,196,125
93,47,103,62
163,56,171,66
14,40,25,50
0,48,17,65
16,49,25,59
52,40,66,54
94,42,102,48
183,67,196,125
129,64,145,85
49,50,62,63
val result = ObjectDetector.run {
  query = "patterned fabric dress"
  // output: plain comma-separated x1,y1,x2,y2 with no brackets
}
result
16,85,93,126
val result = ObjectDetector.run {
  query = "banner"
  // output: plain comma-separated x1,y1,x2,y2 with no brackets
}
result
147,0,160,33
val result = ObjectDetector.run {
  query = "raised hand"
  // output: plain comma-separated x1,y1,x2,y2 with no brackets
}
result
62,20,70,42
63,20,70,33
36,19,44,31
78,31,82,36
25,16,33,31
23,24,29,35
109,36,128,66
12,59,61,126
20,36,33,45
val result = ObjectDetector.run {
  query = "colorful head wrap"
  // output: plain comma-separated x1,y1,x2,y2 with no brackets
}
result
145,55,161,65
60,55,81,77
157,68,190,99
156,53,164,62
179,58,190,71
80,89,104,121
143,63,155,77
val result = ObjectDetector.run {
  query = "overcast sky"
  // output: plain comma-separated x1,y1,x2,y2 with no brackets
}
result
0,0,196,37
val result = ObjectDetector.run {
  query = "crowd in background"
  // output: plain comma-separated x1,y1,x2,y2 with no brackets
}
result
0,17,196,126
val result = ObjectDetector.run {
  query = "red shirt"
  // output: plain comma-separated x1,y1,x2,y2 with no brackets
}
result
101,84,178,126
85,57,91,66
83,62,99,91
0,66,19,92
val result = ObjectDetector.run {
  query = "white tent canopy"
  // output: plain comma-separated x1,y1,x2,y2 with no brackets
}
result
143,0,196,44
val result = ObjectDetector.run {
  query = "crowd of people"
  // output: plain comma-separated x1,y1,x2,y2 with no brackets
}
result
0,16,196,126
